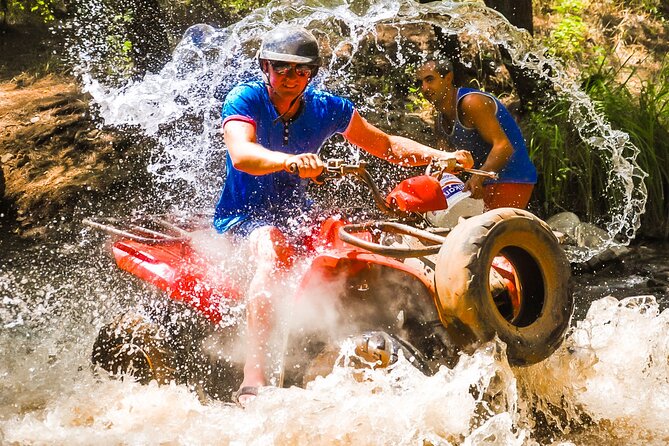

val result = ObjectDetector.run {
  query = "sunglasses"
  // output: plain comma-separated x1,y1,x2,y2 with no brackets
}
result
270,61,315,77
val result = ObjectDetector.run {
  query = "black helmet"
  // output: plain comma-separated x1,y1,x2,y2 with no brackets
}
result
258,26,321,66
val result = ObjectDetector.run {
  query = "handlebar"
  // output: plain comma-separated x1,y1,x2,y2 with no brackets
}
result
289,157,495,219
426,158,499,180
317,159,408,218
462,167,499,179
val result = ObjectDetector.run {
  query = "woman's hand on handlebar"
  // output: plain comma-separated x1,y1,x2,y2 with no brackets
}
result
283,153,324,179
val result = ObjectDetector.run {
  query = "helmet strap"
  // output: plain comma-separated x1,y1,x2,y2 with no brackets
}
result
259,59,271,86
272,87,306,125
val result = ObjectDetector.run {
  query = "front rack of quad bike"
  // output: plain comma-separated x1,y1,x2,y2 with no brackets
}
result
82,213,213,245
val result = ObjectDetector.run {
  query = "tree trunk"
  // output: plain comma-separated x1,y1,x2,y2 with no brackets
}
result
480,1,549,111
483,0,533,35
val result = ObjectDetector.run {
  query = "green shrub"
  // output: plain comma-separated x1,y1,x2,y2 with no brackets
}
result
524,98,608,221
524,54,669,238
547,0,587,60
3,0,59,24
583,57,669,237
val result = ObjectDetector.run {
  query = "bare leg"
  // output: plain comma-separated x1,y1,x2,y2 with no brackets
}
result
238,226,294,405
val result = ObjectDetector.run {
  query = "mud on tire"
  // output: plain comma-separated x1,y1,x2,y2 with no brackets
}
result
92,312,177,384
434,208,573,366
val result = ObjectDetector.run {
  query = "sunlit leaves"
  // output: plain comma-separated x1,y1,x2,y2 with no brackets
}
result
6,0,57,23
547,0,587,60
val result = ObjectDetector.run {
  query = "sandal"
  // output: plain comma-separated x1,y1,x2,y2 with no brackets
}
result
232,386,258,407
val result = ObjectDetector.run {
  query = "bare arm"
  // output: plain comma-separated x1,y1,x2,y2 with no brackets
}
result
460,94,513,173
223,120,322,178
342,110,473,169
459,94,514,198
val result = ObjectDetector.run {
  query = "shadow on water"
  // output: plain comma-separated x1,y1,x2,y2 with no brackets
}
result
572,241,669,318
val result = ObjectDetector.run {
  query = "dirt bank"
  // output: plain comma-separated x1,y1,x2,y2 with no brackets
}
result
0,73,150,238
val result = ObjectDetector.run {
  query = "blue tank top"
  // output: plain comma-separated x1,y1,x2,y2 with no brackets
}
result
438,88,537,184
214,81,354,233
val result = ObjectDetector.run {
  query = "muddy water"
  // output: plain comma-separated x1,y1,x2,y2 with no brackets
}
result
1,232,668,445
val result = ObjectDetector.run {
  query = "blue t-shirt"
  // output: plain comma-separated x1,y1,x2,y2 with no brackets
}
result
439,88,537,184
214,80,354,233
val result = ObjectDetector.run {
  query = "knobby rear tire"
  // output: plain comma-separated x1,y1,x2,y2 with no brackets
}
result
92,312,177,384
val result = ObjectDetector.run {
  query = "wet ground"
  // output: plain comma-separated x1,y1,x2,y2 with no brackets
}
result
571,241,669,318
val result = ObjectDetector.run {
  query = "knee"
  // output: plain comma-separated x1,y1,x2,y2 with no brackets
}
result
248,226,295,269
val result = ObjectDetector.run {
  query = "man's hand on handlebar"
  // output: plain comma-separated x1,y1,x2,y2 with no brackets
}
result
454,150,474,170
284,153,324,179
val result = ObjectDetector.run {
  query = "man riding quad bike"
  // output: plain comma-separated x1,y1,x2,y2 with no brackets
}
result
86,25,572,403
85,158,573,402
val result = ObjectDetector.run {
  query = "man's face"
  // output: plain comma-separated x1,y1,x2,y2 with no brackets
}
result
416,61,451,104
266,61,313,98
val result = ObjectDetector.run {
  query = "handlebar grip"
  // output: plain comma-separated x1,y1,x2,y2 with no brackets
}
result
287,162,327,184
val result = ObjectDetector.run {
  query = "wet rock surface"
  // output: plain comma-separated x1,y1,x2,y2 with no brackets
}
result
571,242,669,318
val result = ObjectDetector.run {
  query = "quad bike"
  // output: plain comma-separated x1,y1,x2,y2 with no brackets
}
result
84,159,573,400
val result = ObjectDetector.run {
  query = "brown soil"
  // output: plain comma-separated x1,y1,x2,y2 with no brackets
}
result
0,25,148,238
0,75,113,237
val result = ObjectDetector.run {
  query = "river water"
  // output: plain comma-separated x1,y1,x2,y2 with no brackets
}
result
1,232,668,445
2,0,668,444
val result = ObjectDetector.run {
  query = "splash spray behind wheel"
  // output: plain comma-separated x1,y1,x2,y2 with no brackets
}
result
72,0,645,262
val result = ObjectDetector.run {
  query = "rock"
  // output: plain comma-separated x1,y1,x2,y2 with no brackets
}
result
580,245,631,271
575,222,610,249
546,211,630,270
546,211,581,239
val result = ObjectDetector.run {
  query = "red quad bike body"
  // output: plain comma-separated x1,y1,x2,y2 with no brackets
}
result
87,161,573,400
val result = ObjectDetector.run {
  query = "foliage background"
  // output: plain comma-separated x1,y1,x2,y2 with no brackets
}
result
527,0,669,238
1,0,668,238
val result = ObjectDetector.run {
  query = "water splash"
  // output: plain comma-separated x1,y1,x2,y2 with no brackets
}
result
1,1,659,443
6,294,669,445
2,231,668,444
74,0,646,263
1,339,529,445
517,295,669,443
